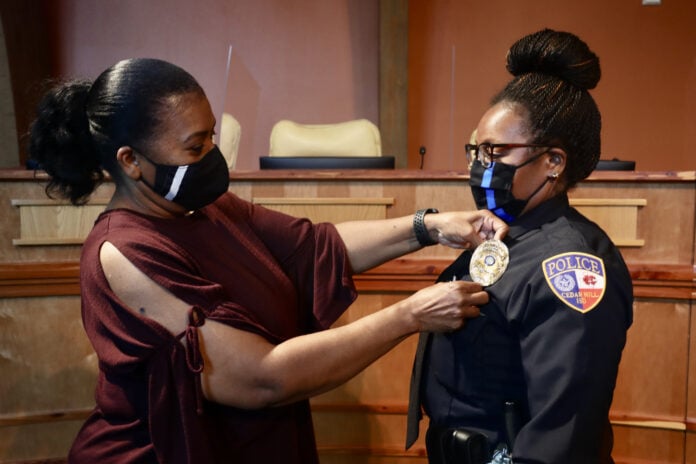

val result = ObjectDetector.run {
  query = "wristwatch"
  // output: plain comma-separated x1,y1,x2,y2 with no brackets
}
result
413,208,439,247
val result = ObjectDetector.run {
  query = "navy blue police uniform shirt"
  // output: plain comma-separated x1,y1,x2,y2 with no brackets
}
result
420,194,633,463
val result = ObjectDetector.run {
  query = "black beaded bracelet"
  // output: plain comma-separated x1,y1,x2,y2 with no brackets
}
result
413,208,439,246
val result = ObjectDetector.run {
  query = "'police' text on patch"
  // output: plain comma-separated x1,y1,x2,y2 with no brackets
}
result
542,252,606,313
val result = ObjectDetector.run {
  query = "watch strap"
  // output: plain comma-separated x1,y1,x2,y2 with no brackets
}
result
413,208,439,246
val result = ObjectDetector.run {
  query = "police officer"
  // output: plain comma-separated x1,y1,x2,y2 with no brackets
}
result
406,29,633,464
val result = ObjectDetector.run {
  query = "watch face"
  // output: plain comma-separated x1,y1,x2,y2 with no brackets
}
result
469,239,509,286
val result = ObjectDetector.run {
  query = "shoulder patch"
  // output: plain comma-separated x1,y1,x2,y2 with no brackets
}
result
542,252,606,313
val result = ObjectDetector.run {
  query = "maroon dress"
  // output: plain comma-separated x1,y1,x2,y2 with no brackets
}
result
69,192,357,463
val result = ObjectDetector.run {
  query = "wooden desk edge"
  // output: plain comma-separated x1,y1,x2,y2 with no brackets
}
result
2,168,695,183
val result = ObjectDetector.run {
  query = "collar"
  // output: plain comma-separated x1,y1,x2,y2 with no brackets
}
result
505,194,570,242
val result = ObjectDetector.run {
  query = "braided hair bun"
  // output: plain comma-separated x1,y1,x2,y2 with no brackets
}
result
492,29,603,186
506,29,600,91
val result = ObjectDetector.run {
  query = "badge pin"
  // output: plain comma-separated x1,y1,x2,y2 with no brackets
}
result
469,239,509,286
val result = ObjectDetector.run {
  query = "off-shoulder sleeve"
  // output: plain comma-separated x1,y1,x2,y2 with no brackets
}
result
78,233,218,461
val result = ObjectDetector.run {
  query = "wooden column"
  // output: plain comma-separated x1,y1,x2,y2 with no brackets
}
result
379,0,409,168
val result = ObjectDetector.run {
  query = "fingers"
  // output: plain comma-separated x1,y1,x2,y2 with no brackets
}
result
433,304,481,332
432,210,509,250
460,304,481,318
493,224,508,240
446,282,488,327
485,213,509,240
450,279,486,295
475,211,508,241
410,281,490,333
438,235,473,250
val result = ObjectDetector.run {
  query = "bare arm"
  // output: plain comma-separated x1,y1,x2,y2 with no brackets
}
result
100,241,487,409
335,209,509,273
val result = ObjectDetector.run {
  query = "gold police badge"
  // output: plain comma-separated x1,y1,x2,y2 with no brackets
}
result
469,239,509,286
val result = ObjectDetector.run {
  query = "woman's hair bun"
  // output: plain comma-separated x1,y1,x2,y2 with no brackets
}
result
505,28,601,90
28,79,103,205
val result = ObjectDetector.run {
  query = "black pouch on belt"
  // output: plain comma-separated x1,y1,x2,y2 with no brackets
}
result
426,425,489,464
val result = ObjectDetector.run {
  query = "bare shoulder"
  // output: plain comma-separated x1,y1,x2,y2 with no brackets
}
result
99,240,189,335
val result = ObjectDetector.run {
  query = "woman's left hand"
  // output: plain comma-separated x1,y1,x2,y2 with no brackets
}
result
428,210,509,249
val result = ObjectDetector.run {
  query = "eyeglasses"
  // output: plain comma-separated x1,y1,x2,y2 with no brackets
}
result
465,143,552,168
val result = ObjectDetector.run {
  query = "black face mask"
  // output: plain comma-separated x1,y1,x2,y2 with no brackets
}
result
139,145,230,211
469,154,548,223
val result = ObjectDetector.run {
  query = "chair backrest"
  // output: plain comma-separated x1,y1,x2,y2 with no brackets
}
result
269,119,382,157
219,112,241,168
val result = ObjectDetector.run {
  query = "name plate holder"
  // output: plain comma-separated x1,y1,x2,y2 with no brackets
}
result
11,198,108,246
252,197,395,223
569,198,647,247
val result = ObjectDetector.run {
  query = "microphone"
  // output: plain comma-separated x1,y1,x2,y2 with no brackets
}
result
419,146,426,169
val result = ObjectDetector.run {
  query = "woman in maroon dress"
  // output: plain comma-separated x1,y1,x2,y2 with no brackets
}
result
29,58,506,463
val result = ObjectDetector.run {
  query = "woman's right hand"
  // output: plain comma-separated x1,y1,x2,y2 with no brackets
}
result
402,280,488,333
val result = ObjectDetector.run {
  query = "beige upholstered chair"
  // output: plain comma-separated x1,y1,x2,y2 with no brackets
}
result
218,112,241,168
269,119,382,157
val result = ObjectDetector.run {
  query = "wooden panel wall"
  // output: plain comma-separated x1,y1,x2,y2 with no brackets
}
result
0,295,92,462
379,0,409,168
0,169,694,463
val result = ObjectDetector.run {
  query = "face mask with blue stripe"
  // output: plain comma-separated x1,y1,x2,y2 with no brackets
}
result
468,155,548,223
